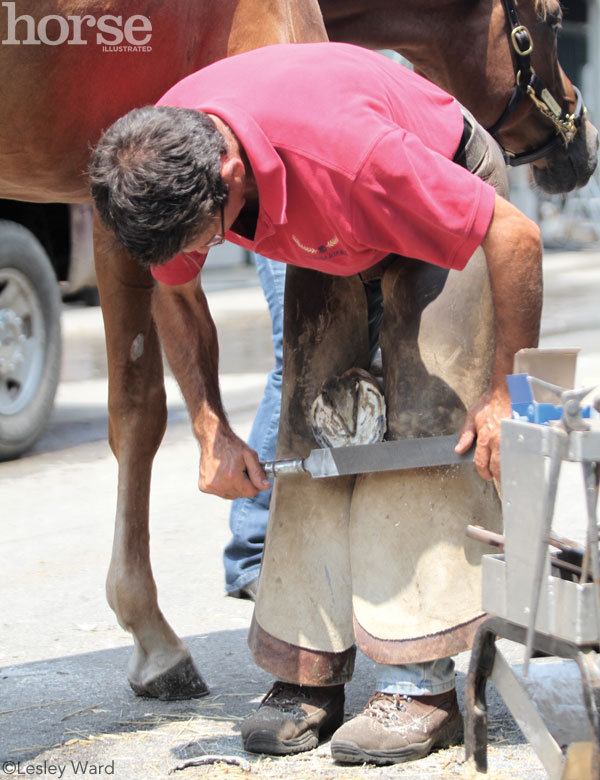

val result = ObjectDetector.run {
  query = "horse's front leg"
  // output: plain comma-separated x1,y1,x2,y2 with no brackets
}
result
93,215,207,700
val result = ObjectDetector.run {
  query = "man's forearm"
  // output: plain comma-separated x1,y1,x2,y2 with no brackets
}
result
482,195,543,390
151,277,270,499
151,278,228,446
456,194,543,480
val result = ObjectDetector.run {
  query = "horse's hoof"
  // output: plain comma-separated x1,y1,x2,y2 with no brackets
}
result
311,367,386,448
129,656,209,700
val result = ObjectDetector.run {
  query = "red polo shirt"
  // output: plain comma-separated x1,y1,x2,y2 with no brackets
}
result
151,42,496,286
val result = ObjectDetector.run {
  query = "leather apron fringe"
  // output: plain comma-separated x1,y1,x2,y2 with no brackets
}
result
249,612,356,686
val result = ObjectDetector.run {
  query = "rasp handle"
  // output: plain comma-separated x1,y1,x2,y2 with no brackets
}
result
261,458,306,478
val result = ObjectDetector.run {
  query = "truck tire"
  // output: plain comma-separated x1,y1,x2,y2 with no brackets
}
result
0,220,62,460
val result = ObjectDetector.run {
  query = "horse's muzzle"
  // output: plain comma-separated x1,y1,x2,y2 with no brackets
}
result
533,117,599,195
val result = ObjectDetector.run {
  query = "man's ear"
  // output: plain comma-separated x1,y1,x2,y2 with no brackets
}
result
221,156,245,188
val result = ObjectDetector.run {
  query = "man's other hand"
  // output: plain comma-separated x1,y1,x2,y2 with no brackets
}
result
455,387,512,482
198,427,271,499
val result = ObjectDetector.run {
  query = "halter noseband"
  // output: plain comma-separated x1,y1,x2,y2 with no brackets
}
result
489,0,587,166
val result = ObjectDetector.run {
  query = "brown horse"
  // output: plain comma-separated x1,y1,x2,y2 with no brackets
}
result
0,0,596,700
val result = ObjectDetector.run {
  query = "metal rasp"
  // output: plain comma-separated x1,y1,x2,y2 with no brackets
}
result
262,434,474,479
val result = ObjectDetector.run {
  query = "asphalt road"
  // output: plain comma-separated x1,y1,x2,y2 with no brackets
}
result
1,249,599,779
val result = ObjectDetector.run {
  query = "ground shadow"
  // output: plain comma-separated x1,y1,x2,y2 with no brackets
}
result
1,628,530,769
1,628,259,764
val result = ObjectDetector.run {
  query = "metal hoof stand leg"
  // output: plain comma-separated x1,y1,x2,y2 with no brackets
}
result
464,617,600,779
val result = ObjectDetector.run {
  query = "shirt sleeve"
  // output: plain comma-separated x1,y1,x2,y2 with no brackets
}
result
150,251,207,286
350,128,497,271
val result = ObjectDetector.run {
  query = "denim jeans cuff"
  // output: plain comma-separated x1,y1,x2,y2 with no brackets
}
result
374,658,456,696
225,569,260,595
376,678,456,696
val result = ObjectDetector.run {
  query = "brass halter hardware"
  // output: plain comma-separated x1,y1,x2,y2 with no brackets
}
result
525,82,582,144
511,25,533,56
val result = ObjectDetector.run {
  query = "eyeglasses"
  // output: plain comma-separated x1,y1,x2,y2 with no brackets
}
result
198,204,226,248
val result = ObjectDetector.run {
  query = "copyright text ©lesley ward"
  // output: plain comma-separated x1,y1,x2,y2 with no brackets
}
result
2,760,115,776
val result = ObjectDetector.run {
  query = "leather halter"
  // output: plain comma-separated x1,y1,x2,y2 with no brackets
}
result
489,0,586,166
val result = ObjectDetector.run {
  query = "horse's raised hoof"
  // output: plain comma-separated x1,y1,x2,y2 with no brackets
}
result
311,367,386,448
129,656,209,700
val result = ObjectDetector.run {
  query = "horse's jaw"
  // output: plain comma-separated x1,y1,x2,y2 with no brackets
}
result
532,118,599,195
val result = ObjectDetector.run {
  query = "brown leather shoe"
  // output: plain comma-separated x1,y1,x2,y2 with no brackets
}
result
330,690,463,765
241,681,345,755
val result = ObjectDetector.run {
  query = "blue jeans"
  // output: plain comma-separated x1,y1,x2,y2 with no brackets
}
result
375,659,456,695
223,255,286,594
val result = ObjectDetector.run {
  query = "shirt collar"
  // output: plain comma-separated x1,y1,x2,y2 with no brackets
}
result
199,103,288,234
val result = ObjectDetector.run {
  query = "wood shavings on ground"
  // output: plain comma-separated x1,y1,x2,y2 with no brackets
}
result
61,702,104,721
0,698,77,716
8,742,61,755
170,755,251,773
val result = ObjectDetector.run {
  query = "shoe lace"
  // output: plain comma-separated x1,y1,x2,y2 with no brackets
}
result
260,681,311,713
364,692,413,723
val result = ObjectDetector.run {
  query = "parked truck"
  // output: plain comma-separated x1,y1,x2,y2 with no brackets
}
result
0,202,96,459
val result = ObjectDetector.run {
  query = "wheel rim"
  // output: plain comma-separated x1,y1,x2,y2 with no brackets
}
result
0,267,47,415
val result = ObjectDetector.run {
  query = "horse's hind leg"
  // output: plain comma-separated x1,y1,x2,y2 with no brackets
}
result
93,216,207,699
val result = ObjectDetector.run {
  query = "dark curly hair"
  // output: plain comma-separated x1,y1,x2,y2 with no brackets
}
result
89,106,228,267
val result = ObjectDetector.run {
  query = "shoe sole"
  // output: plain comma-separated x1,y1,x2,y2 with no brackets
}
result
331,718,464,766
244,728,319,756
243,707,345,756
